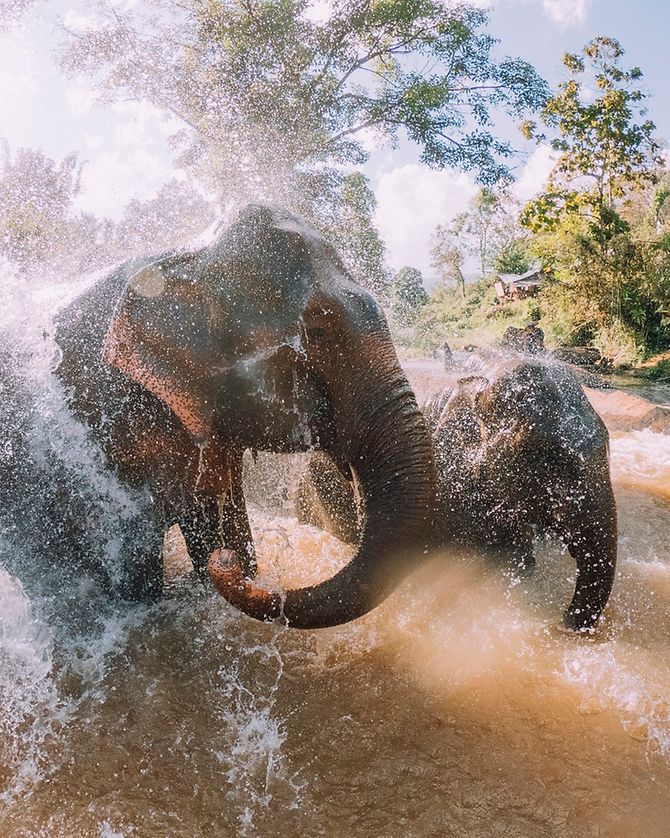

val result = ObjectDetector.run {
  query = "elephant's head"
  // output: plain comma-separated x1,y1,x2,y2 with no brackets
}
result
103,205,436,628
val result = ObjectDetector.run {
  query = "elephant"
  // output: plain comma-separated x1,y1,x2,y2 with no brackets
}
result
31,204,436,628
294,360,617,631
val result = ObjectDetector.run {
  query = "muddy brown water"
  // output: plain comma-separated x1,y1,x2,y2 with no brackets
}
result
1,356,670,837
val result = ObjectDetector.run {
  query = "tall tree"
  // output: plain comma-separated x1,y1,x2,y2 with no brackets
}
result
519,39,669,355
326,172,389,298
113,180,216,257
430,227,466,296
431,186,523,284
61,0,548,203
390,265,428,322
0,143,83,273
521,37,662,251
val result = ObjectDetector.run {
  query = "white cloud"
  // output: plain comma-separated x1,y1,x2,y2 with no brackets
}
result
374,164,477,276
65,83,98,116
62,9,98,32
373,148,560,277
76,147,171,217
301,0,333,23
0,29,39,142
541,0,589,26
109,100,181,148
75,102,183,217
504,0,590,27
512,144,558,203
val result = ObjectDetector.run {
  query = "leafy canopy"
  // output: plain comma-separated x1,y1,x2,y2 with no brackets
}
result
62,0,549,196
521,37,662,247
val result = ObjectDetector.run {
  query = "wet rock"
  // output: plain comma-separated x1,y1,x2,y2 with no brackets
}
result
553,347,602,366
500,324,545,354
583,388,670,433
442,342,455,370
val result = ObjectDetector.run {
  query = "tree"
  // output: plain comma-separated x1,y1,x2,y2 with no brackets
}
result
518,39,669,356
521,37,662,251
430,227,466,296
495,238,532,274
112,180,216,258
390,266,427,322
326,172,390,299
431,186,523,288
61,0,548,204
0,143,83,273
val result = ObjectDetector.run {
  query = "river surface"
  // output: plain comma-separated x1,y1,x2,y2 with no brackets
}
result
1,318,670,835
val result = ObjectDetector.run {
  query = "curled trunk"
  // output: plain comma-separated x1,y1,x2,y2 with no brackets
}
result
209,335,436,629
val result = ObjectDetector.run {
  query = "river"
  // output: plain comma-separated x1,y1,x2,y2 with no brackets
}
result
1,332,669,836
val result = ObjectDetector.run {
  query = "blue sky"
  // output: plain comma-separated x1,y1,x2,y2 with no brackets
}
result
491,0,670,143
0,0,667,275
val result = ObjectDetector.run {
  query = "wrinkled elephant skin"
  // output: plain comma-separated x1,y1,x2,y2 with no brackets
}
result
53,205,436,627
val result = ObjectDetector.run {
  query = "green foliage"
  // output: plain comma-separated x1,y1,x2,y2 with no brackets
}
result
390,266,428,323
430,224,466,296
495,238,531,274
639,358,670,380
0,143,83,272
319,172,390,299
61,0,548,197
113,180,216,256
522,37,662,249
0,142,221,279
513,37,670,359
431,186,527,286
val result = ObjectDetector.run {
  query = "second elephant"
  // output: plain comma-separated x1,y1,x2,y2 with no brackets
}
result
297,360,617,631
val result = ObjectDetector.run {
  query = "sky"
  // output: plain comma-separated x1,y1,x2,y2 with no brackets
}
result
1,0,668,277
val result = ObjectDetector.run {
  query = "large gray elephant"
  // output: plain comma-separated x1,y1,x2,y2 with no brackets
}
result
294,360,617,631
43,204,436,628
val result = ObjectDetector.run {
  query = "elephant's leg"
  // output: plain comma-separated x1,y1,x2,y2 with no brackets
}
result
297,452,359,544
179,495,222,579
218,466,257,579
180,454,255,580
558,482,617,631
116,509,166,602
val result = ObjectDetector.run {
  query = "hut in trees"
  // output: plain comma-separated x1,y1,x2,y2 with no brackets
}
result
494,267,544,304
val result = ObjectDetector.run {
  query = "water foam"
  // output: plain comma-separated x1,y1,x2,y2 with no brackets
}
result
0,564,63,802
560,644,670,757
610,429,670,493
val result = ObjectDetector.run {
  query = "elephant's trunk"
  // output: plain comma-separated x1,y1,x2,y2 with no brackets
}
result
209,334,436,629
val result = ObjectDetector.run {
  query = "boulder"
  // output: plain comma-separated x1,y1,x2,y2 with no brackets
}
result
500,324,545,354
553,346,601,366
584,388,670,434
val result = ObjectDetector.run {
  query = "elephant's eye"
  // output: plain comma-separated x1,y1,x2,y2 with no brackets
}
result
306,327,326,344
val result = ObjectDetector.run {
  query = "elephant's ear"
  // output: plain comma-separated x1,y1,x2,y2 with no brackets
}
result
102,256,216,443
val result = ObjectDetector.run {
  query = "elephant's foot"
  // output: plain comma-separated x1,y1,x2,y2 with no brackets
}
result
563,605,599,633
563,588,607,632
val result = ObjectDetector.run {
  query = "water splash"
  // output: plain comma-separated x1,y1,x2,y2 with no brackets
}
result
0,564,63,802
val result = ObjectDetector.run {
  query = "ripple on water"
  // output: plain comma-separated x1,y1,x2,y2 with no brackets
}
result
610,429,670,496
